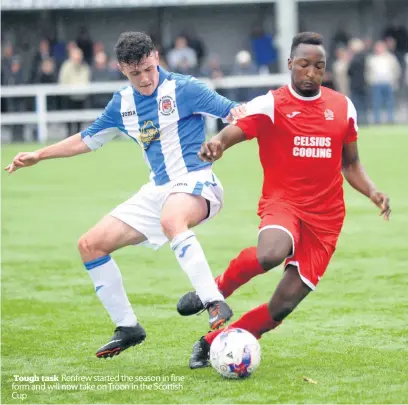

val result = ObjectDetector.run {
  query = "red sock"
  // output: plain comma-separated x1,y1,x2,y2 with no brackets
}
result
204,303,281,345
215,247,265,298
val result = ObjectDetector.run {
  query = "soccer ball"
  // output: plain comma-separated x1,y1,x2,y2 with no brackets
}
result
210,328,261,379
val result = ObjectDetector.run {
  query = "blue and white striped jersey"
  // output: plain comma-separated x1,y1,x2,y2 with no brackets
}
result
81,67,237,185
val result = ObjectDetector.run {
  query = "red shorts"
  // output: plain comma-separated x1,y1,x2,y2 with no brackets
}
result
259,203,344,290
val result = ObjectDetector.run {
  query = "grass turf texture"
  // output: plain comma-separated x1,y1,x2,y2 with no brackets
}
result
1,125,408,404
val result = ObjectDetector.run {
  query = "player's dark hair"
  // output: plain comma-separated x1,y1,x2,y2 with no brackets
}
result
115,31,155,65
290,32,324,57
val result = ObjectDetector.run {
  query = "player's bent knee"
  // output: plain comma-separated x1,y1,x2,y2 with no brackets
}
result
77,234,106,261
257,248,287,271
77,234,91,256
160,217,187,240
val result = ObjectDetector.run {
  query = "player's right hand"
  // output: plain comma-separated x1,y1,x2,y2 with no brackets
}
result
370,190,391,221
4,151,41,174
198,140,224,162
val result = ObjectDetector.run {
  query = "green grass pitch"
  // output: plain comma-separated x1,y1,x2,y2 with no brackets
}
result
1,125,408,404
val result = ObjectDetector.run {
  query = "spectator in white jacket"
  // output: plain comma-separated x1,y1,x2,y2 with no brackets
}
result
365,40,401,124
59,47,91,136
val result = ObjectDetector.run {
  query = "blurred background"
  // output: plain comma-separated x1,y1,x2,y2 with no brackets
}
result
1,0,407,143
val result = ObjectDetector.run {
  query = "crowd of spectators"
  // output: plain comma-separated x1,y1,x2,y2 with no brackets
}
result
2,19,407,141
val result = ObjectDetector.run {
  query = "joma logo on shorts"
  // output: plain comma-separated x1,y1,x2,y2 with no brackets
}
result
122,110,136,117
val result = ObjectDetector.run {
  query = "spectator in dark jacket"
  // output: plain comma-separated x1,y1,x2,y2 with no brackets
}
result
30,39,51,83
76,26,93,66
348,39,368,125
91,51,115,108
4,57,26,142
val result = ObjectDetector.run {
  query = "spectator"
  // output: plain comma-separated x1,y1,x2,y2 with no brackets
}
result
232,50,258,76
76,26,93,66
36,58,57,84
58,47,91,136
200,54,229,131
365,40,401,124
36,58,57,109
30,39,51,83
93,41,105,57
384,36,397,54
200,54,225,80
166,35,197,74
1,43,14,86
332,47,350,96
406,53,408,88
91,51,115,108
18,36,35,84
231,50,259,102
330,24,350,62
348,38,368,125
250,24,278,73
108,57,122,80
3,57,26,142
31,58,58,141
48,32,67,72
383,17,408,76
181,27,206,68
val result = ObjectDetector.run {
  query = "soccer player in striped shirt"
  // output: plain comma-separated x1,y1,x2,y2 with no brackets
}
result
5,32,246,358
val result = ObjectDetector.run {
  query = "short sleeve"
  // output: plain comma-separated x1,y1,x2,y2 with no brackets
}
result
344,96,358,144
234,92,275,140
186,78,237,120
81,93,123,150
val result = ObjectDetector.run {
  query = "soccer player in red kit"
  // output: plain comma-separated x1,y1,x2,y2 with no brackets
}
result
176,32,391,369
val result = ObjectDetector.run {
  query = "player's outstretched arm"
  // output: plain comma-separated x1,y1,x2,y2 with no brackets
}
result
4,133,91,174
198,125,246,163
342,142,391,220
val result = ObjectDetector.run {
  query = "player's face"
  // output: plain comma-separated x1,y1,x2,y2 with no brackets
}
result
119,51,160,96
288,44,326,97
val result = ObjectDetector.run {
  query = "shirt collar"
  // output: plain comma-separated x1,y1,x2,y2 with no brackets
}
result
288,83,321,101
158,66,169,86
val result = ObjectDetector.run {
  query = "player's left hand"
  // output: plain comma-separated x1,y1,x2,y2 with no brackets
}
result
198,139,223,162
370,191,391,221
225,104,247,123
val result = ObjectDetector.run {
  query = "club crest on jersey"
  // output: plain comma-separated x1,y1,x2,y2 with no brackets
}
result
324,109,334,120
139,120,160,149
159,95,176,116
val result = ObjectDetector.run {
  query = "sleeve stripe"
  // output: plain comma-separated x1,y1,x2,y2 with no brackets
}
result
81,127,121,150
345,96,358,132
244,91,274,123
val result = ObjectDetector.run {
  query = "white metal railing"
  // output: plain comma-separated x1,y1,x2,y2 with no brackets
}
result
1,74,290,143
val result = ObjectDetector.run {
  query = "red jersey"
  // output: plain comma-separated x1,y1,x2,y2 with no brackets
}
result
235,85,358,218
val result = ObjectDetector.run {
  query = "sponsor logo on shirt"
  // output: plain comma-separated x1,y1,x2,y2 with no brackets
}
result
139,120,160,149
293,136,332,158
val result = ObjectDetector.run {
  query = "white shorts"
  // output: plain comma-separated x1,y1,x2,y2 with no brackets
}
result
110,168,224,250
